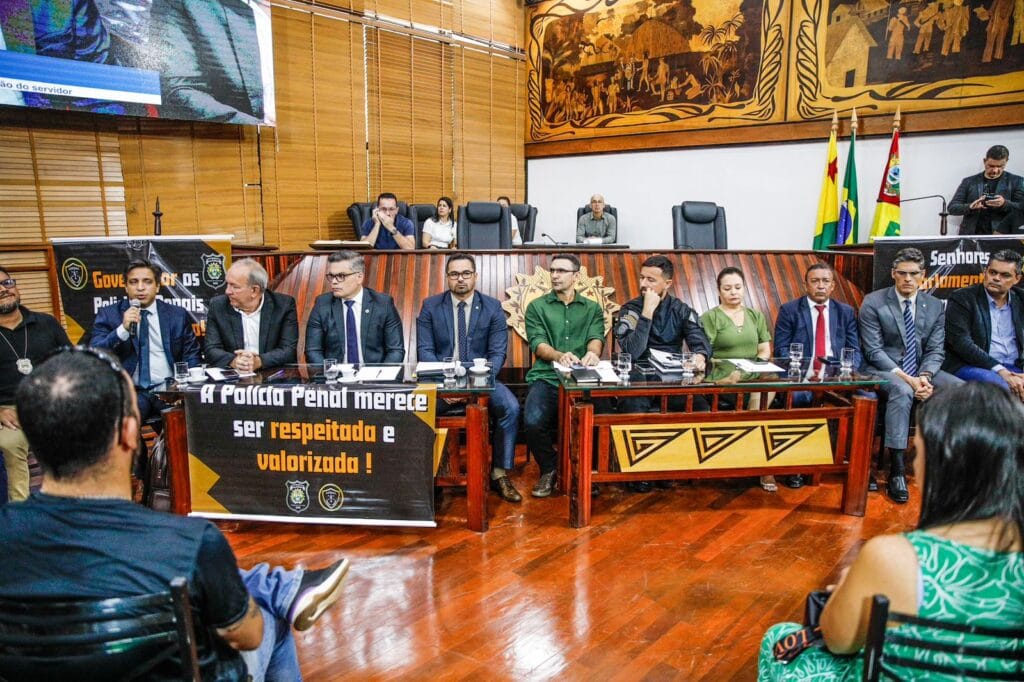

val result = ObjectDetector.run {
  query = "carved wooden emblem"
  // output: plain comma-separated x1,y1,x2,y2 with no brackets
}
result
502,265,620,342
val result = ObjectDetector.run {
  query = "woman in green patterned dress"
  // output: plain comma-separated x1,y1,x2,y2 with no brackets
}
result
757,382,1024,680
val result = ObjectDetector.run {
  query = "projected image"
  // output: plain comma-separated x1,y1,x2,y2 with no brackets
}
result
0,0,275,126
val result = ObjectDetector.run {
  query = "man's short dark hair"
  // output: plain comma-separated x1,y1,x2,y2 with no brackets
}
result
377,192,398,206
805,262,834,279
985,145,1009,161
496,196,511,203
327,250,365,273
0,264,9,279
17,349,134,480
988,249,1022,275
551,253,581,271
445,252,476,272
642,255,674,279
892,247,925,269
124,259,160,281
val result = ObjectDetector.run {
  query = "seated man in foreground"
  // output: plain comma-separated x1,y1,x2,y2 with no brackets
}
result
0,348,350,680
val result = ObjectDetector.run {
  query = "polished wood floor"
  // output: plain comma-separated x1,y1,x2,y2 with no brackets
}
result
222,467,920,681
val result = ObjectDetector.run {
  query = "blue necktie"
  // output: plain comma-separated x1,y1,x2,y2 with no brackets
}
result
138,309,151,388
901,299,918,376
344,300,359,364
457,301,469,362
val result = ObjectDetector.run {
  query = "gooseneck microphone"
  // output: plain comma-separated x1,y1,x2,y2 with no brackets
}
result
128,299,141,337
541,232,560,246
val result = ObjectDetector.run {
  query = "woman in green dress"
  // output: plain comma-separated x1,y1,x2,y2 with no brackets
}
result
700,266,776,492
757,382,1024,680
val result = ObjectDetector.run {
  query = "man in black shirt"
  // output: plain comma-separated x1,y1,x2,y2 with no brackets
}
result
950,144,1024,235
0,348,350,679
0,266,70,502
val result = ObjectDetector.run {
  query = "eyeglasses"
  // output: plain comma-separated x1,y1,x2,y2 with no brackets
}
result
0,278,16,289
41,345,127,434
550,268,578,275
893,269,923,279
325,271,360,283
447,270,476,280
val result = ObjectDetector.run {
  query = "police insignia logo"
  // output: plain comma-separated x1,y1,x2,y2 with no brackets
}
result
318,484,344,512
201,253,227,289
61,258,88,291
286,480,310,513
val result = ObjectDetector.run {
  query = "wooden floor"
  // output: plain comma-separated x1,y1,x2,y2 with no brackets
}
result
223,467,920,681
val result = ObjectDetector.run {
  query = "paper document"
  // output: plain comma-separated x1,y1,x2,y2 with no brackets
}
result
356,366,402,381
554,360,620,382
415,362,449,374
727,359,785,372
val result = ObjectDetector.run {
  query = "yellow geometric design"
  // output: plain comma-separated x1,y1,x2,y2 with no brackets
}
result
189,453,229,514
695,425,761,463
433,428,448,476
412,384,437,429
761,423,827,460
620,428,692,466
501,265,620,342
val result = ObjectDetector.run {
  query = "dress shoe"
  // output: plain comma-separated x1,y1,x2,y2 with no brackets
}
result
782,475,805,489
886,474,909,504
490,475,522,503
654,480,675,489
628,480,653,493
868,474,879,492
531,470,557,498
288,558,351,631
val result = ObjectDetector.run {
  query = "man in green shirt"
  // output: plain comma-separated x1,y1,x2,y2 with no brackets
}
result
523,254,605,497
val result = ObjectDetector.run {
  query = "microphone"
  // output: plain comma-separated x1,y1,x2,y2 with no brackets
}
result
541,232,561,246
128,299,141,337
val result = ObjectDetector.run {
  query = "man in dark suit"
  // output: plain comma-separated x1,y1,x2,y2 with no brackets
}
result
204,258,298,372
859,248,961,503
91,259,201,420
150,0,270,124
416,253,522,502
304,251,404,366
774,261,862,487
949,144,1024,234
943,249,1024,400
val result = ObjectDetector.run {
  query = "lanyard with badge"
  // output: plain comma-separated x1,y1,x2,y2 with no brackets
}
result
0,324,31,374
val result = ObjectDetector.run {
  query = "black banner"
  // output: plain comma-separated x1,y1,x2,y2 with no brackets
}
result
872,236,1024,298
185,384,438,527
51,236,231,343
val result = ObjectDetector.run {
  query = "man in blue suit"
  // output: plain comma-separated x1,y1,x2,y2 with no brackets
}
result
91,259,201,421
774,262,861,488
416,253,522,502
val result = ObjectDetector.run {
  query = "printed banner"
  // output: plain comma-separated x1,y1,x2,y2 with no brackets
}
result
185,384,438,527
872,236,1024,298
612,419,834,472
51,236,231,343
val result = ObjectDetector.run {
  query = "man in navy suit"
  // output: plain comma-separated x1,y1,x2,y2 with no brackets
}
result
91,259,201,421
416,253,522,503
304,251,405,366
774,262,862,488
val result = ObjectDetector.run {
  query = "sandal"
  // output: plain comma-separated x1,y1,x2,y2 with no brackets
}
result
760,475,778,493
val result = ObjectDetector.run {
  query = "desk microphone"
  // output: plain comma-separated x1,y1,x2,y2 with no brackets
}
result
128,299,141,337
540,232,561,246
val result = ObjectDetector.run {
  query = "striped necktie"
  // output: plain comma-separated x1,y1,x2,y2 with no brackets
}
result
457,301,469,362
901,299,918,376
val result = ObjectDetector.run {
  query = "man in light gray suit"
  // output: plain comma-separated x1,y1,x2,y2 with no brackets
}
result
859,247,962,504
304,251,405,366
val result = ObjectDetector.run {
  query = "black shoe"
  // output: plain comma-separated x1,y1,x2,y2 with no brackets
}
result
288,558,351,631
654,480,675,489
887,474,909,504
591,483,601,497
782,475,805,489
868,474,879,492
532,470,557,498
628,480,653,493
490,475,523,503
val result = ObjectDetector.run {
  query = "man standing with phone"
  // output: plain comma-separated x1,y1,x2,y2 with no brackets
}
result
950,145,1024,234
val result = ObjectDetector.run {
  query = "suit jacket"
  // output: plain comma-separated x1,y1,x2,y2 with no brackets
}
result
774,297,862,368
151,0,265,124
304,288,405,365
91,299,202,380
204,291,298,369
859,287,945,376
416,291,507,375
942,283,1024,374
949,170,1024,234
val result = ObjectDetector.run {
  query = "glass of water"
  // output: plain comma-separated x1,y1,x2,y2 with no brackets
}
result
840,347,856,376
442,356,457,388
680,351,696,382
173,361,190,386
323,358,339,384
615,352,632,383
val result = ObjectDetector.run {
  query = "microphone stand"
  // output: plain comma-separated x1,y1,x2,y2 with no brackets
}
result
901,194,949,235
152,197,163,236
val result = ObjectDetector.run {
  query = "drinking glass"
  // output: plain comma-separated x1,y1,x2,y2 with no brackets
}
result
615,352,631,383
680,351,696,382
840,347,856,375
323,358,339,384
173,361,190,385
442,356,457,388
788,343,804,364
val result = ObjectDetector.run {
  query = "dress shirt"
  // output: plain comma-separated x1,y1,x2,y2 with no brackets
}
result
806,297,833,358
117,301,171,386
451,293,474,360
987,291,1019,371
342,288,365,364
238,295,265,353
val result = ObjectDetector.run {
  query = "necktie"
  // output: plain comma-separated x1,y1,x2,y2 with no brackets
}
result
138,309,151,388
457,301,469,363
814,304,826,371
344,300,359,364
901,299,918,376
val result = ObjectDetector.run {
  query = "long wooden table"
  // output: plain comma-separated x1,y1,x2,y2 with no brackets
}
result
559,361,882,528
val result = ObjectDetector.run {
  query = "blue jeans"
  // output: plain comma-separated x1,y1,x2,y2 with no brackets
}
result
239,564,304,682
490,382,520,471
524,381,560,473
954,364,1022,391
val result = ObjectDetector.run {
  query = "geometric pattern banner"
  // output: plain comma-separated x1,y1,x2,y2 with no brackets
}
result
611,419,833,472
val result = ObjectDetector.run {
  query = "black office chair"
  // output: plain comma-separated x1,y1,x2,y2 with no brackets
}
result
406,203,436,248
576,205,618,221
0,577,202,681
457,202,512,249
509,203,538,242
671,201,728,249
863,594,1024,681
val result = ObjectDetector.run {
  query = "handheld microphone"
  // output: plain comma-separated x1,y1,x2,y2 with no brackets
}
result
128,299,141,337
541,232,560,246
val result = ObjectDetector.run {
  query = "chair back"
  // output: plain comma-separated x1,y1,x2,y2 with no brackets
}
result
576,205,618,221
671,201,727,249
407,203,436,248
509,203,537,242
0,577,201,681
347,202,373,236
862,594,1024,681
457,202,511,249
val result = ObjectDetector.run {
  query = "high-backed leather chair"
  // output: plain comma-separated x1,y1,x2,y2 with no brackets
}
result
509,203,537,242
347,200,410,239
406,204,436,248
456,202,511,249
671,201,728,249
576,205,618,221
